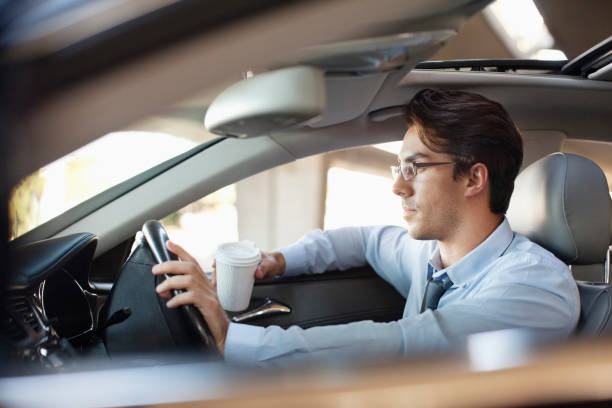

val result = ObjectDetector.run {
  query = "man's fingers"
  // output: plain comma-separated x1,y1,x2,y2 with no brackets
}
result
165,289,218,309
166,240,197,264
165,291,195,309
254,265,266,279
155,274,198,294
152,261,197,276
158,290,172,300
255,255,276,279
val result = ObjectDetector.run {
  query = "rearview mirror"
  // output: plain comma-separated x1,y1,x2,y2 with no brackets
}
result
204,66,326,138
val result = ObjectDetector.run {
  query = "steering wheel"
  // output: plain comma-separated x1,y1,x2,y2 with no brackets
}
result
142,220,217,352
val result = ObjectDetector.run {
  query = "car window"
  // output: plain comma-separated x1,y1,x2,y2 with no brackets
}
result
324,166,404,230
9,124,216,240
163,137,612,271
324,142,405,230
163,142,405,270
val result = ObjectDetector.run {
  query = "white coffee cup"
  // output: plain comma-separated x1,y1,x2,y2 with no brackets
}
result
215,240,261,312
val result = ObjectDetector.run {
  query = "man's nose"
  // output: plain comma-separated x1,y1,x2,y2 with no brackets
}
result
392,175,413,197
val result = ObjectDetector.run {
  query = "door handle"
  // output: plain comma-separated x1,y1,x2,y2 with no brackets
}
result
231,298,291,323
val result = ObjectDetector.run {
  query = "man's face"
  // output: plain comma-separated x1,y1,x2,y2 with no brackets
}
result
392,126,466,241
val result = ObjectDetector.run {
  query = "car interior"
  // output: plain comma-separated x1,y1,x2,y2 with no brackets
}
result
5,38,612,365
1,0,612,406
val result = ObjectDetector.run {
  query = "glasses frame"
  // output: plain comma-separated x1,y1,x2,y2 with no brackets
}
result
390,161,454,181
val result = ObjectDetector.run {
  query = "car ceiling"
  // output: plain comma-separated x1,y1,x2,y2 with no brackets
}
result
535,0,612,59
3,0,488,190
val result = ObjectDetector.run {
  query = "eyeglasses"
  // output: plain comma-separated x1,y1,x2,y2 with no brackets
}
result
390,161,454,181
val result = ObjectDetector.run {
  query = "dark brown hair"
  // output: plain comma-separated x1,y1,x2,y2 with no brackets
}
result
405,89,523,214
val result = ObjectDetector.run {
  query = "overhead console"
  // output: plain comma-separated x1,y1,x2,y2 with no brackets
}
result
204,30,456,138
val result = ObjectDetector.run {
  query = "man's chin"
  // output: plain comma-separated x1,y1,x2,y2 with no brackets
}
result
404,221,432,241
404,220,420,238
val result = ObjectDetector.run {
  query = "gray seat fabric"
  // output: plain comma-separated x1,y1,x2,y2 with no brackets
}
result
575,282,612,334
571,263,605,282
507,152,612,336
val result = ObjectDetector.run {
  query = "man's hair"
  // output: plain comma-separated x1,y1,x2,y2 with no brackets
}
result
405,88,523,214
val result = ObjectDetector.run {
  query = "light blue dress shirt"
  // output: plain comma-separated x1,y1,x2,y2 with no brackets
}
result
224,219,580,366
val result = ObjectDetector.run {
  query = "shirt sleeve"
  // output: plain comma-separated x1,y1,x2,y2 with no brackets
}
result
278,225,420,296
278,227,368,277
222,305,496,367
224,273,578,367
224,320,406,367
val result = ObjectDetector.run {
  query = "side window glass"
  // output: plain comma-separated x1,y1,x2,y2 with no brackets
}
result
161,185,238,271
164,142,405,269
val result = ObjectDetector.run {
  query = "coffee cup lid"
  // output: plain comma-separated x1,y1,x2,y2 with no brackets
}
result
216,241,261,266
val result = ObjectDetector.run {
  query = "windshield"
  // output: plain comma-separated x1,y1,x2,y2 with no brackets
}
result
9,114,217,240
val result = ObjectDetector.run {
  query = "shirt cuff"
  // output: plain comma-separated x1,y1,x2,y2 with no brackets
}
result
224,322,266,364
278,243,308,277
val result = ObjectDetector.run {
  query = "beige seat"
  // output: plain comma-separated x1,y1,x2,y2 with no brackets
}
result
507,153,612,336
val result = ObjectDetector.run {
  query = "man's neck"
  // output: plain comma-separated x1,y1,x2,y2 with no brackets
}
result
437,214,503,269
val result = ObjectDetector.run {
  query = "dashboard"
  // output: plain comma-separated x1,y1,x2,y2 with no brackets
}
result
3,233,103,369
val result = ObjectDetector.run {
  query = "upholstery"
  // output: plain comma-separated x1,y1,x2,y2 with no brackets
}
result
575,282,612,335
507,153,611,265
507,153,612,336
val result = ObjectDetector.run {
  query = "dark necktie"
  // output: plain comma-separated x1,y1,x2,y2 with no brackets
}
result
420,273,453,313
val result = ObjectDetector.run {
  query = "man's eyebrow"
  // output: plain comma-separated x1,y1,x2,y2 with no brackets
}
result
398,152,425,163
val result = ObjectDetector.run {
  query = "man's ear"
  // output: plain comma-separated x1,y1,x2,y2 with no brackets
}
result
464,163,489,197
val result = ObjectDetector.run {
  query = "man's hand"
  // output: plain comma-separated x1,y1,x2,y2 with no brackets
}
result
152,240,230,356
211,251,286,286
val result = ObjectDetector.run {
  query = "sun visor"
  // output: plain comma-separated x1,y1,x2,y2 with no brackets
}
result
204,66,326,138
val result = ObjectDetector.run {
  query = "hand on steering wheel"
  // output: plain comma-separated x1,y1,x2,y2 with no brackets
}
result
143,220,227,355
153,240,230,355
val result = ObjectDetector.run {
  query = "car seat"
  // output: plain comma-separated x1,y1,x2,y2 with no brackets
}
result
507,152,612,336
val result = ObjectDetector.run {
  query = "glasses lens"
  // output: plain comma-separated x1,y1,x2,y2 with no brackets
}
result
400,162,416,180
407,162,416,178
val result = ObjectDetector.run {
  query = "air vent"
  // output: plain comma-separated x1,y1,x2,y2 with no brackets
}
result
9,296,43,334
1,313,28,342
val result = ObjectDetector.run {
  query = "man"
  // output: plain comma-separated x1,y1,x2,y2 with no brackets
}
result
152,89,580,365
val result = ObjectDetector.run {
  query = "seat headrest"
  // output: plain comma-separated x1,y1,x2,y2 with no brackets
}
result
507,153,612,265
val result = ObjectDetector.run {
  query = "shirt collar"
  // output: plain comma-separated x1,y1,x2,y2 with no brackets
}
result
428,218,514,286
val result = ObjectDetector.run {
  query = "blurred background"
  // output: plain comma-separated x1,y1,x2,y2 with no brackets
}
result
8,0,612,271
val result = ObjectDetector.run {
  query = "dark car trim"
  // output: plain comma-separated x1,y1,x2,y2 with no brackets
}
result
562,35,612,76
415,59,567,72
